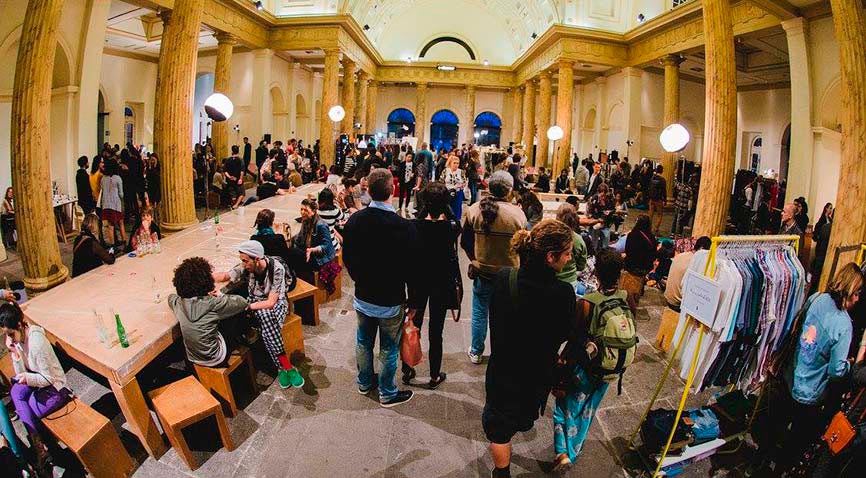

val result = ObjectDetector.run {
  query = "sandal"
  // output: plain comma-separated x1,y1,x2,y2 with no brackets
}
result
428,373,447,389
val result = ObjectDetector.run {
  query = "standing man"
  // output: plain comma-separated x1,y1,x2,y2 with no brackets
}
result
343,169,417,407
586,162,602,197
413,150,430,212
242,137,252,174
672,173,695,236
417,142,435,182
255,140,268,181
648,165,667,235
224,145,246,209
780,203,803,236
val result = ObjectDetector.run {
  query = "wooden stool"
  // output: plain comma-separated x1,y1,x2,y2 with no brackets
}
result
193,346,257,417
287,279,320,326
654,307,681,354
149,376,235,471
281,313,306,362
314,270,342,303
42,398,135,478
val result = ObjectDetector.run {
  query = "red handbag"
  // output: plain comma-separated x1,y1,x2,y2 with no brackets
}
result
401,315,423,367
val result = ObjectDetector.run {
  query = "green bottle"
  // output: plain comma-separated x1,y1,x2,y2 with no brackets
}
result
114,311,129,348
214,209,220,225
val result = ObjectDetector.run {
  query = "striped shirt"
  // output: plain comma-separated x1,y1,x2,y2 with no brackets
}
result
318,206,345,250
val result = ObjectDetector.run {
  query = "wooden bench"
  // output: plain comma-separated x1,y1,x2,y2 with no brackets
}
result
654,307,680,354
193,346,257,418
149,376,235,471
314,270,342,304
287,279,320,326
42,399,135,478
280,313,306,362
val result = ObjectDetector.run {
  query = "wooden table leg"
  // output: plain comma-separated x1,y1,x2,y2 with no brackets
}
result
110,378,167,459
54,207,66,243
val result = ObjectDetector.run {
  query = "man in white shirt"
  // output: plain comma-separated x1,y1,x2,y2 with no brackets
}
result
586,162,602,196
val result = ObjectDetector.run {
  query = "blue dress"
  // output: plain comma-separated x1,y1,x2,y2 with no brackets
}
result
553,364,609,462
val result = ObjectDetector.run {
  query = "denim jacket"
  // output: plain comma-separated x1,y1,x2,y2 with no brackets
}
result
293,219,336,268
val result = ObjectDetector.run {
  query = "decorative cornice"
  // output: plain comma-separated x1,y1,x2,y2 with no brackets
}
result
376,65,514,88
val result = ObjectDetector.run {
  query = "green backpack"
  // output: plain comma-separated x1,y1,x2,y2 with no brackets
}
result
584,290,637,394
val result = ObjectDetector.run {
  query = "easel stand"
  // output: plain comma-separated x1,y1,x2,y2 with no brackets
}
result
625,234,800,477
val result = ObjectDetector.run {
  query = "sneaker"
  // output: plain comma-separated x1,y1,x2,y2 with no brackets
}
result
277,369,292,389
428,373,447,390
285,368,305,388
380,390,414,408
401,368,416,385
468,350,483,364
358,374,379,394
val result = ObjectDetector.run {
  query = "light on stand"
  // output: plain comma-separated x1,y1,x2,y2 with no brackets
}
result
328,105,346,122
547,125,564,141
204,93,234,122
660,123,690,153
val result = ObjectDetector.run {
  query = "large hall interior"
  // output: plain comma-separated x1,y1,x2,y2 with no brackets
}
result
1,0,865,477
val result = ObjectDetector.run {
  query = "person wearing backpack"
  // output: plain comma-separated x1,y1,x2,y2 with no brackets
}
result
551,248,636,471
648,164,667,235
483,220,576,478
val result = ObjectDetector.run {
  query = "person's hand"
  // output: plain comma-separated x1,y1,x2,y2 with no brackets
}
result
0,433,7,449
305,248,314,262
4,335,18,361
2,290,13,301
13,373,27,386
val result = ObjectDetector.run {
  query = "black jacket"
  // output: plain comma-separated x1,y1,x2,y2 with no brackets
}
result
396,161,415,185
408,219,460,308
485,262,575,418
76,169,95,210
343,206,417,307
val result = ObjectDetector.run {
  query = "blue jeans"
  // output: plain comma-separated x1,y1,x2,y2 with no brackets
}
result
356,307,404,402
591,226,610,251
469,182,479,205
471,277,495,355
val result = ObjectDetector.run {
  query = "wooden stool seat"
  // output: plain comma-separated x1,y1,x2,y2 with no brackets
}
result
149,376,235,470
42,398,134,478
654,307,681,354
287,278,320,325
314,269,342,304
193,346,256,417
281,313,306,362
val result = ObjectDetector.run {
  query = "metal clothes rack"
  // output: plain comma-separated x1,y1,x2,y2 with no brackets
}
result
625,234,801,477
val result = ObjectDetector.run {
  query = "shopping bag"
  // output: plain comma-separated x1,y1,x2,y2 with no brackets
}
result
400,316,422,367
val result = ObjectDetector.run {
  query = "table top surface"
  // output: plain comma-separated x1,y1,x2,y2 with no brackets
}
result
24,183,324,384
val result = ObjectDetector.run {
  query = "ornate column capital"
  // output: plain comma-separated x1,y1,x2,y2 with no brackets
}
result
595,76,608,85
416,81,429,90
253,48,273,59
539,69,551,80
322,47,340,58
781,16,808,36
558,59,575,69
214,31,238,45
660,54,685,68
466,84,476,92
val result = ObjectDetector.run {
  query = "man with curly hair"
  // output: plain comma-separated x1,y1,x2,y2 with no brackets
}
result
169,257,249,368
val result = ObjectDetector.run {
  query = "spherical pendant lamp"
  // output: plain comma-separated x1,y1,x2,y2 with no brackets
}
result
204,93,234,122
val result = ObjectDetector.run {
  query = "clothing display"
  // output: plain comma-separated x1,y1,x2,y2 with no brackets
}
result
672,243,806,393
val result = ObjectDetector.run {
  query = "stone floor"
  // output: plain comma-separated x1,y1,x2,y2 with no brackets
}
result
0,204,756,478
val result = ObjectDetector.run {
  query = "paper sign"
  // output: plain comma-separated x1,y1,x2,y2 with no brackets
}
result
681,269,722,328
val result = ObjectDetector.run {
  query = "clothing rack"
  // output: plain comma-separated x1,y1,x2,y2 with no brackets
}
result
626,234,800,477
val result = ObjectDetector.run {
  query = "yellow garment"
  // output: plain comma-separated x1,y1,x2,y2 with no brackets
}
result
89,171,103,200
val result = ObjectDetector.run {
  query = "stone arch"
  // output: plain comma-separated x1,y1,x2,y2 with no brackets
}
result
269,84,287,140
295,93,308,142
819,76,843,132
582,107,597,130
606,100,624,130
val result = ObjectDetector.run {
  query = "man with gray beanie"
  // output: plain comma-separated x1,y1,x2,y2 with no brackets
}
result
460,170,527,364
212,240,304,389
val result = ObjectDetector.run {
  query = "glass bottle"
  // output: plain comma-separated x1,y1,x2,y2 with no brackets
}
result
93,309,110,348
112,308,129,348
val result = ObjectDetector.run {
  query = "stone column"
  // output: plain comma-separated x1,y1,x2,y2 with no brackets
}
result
593,76,607,153
823,0,866,287
513,86,525,144
357,71,369,135
367,80,379,136
211,32,236,161
319,48,340,167
341,57,356,136
416,82,429,144
555,60,575,174
662,55,684,200
10,0,69,290
466,85,477,145
782,18,815,206
537,70,552,169
692,0,738,237
522,80,537,163
154,1,204,231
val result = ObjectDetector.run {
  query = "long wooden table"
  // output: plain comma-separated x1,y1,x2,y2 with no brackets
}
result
23,183,323,458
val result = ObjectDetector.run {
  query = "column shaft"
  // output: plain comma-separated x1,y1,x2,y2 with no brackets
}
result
367,81,379,135
319,48,340,167
416,83,429,144
537,71,552,169
522,81,537,162
357,71,369,135
212,33,236,161
341,57,356,136
823,0,866,287
466,85,477,145
662,55,683,201
513,87,525,144
11,0,69,290
155,0,204,231
692,0,737,237
782,18,815,206
555,61,575,174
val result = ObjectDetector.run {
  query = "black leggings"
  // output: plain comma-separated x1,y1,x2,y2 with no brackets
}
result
401,293,448,379
399,183,412,209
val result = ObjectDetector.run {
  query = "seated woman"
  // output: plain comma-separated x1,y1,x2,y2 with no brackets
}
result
622,214,657,312
291,199,339,294
72,213,116,277
317,188,345,252
554,169,572,194
518,190,544,230
2,301,73,475
128,206,162,252
250,209,293,264
169,257,250,367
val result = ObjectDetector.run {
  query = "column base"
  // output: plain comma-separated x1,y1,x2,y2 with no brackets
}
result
160,218,199,232
24,264,69,292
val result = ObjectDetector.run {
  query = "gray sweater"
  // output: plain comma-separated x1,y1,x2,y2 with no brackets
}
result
169,293,248,365
99,174,124,212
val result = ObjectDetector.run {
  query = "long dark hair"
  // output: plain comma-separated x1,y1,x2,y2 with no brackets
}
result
480,196,500,234
416,181,453,220
300,198,319,248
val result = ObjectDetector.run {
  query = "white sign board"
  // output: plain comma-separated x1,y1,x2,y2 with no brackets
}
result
681,270,722,328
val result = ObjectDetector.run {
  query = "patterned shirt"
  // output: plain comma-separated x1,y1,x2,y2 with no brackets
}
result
675,182,694,211
229,256,287,302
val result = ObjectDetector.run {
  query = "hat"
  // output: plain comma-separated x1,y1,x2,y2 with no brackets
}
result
238,240,265,259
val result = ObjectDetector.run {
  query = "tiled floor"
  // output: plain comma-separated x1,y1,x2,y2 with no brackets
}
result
1,205,751,478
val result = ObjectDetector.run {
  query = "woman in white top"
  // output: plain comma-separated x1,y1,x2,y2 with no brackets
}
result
3,301,72,471
441,155,467,220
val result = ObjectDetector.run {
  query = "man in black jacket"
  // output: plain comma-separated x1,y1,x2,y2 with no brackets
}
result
255,140,268,179
343,168,417,407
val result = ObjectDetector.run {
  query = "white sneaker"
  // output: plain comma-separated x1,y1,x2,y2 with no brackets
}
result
468,350,483,364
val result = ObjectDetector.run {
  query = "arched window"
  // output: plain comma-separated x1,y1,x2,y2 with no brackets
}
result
750,136,762,173
124,106,135,146
387,108,416,138
474,112,502,147
430,109,459,153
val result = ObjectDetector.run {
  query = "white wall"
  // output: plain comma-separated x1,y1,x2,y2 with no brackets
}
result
100,53,158,151
735,88,791,175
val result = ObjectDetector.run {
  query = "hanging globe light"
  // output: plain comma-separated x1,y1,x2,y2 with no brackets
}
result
660,123,690,153
547,125,564,141
328,105,346,122
204,93,234,122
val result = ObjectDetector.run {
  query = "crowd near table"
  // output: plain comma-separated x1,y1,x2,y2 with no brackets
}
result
22,183,323,458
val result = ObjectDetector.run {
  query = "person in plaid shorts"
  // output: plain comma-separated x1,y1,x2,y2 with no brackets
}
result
213,240,304,389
